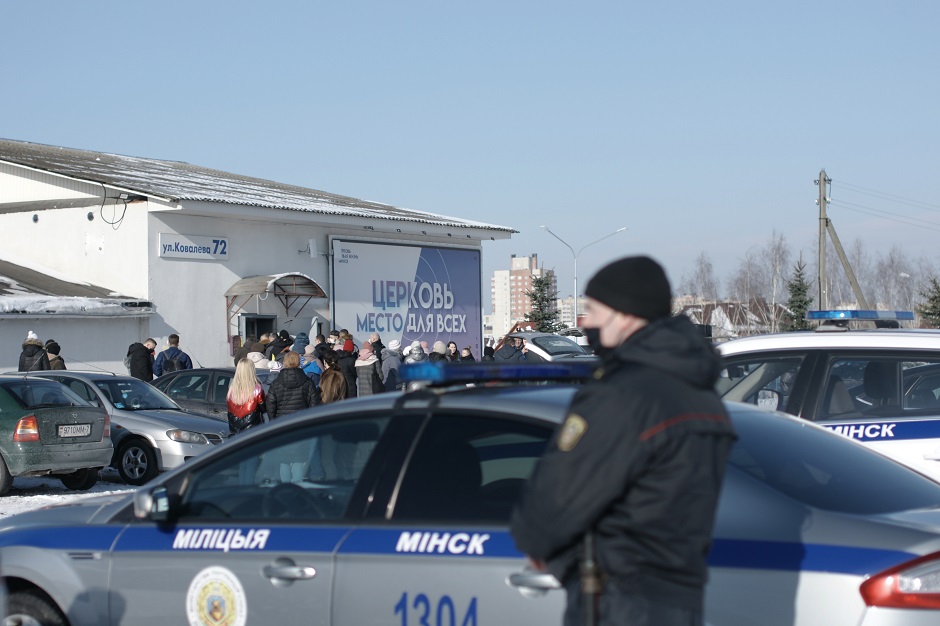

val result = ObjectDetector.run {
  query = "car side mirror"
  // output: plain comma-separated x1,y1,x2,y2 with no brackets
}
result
757,389,781,411
134,487,170,522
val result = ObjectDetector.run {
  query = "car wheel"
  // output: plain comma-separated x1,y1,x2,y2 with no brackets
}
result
59,468,99,491
116,439,159,486
6,588,68,626
0,454,12,496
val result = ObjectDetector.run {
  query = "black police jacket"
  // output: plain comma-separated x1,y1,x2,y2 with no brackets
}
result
510,315,736,610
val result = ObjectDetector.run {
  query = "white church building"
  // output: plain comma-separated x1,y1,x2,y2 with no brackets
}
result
0,139,513,373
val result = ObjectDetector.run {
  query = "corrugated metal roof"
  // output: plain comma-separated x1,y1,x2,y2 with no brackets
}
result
0,259,154,317
0,259,122,298
0,139,516,233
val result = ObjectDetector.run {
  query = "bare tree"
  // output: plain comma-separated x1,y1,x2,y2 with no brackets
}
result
728,248,767,335
762,230,791,332
679,252,721,303
847,239,873,306
871,245,914,310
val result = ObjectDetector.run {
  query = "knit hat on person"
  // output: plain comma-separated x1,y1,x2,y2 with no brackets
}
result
304,344,316,356
584,255,672,321
46,341,61,356
27,330,38,341
358,342,374,361
278,330,291,341
388,339,401,351
343,339,355,352
432,340,447,355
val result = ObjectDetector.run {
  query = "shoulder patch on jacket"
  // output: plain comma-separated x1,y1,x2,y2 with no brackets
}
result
557,413,588,451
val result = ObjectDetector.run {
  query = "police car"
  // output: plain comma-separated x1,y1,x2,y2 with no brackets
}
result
717,309,940,482
5,362,940,625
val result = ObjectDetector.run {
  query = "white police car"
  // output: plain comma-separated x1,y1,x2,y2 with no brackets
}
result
718,310,940,481
5,362,940,625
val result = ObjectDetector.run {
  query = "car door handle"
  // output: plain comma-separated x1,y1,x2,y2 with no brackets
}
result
507,570,561,599
507,571,561,590
263,557,316,587
264,565,316,579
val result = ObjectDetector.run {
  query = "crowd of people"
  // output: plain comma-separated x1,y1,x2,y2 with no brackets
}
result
15,326,483,438
224,329,484,436
17,331,67,372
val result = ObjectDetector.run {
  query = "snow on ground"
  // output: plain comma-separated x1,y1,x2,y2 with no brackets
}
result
0,469,135,519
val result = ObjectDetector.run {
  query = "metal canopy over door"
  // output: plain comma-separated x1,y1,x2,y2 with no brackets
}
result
225,273,328,352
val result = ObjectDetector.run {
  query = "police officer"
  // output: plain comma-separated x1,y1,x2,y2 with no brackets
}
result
511,255,736,626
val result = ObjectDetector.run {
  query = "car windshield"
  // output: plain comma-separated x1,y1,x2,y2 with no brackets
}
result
0,380,90,409
94,378,180,411
730,406,940,514
529,336,587,356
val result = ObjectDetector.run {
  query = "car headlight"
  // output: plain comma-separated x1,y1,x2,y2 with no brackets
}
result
166,429,209,445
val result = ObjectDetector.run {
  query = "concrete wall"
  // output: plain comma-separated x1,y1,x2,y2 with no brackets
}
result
0,316,149,375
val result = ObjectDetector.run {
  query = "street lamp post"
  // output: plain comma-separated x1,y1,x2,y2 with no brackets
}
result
540,225,627,326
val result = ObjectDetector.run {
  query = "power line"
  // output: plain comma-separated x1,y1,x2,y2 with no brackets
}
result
828,199,940,234
831,180,940,213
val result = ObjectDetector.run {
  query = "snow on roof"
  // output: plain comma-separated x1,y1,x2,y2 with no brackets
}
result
0,256,153,317
0,295,153,317
0,139,516,234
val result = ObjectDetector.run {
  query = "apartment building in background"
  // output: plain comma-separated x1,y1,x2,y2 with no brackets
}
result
555,295,587,329
490,254,557,339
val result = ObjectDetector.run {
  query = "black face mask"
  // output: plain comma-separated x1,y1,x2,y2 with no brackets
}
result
584,327,614,360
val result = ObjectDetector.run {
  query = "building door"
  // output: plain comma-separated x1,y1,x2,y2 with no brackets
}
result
241,314,277,342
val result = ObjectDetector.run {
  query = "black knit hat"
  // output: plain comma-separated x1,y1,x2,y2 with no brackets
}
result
46,341,61,356
584,256,672,321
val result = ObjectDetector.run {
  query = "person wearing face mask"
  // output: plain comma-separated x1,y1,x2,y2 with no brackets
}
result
511,255,736,626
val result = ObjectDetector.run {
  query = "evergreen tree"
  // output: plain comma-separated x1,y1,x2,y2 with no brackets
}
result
917,277,940,328
781,259,813,332
524,274,565,333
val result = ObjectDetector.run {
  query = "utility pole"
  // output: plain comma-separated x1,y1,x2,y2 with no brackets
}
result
817,169,829,310
816,169,870,310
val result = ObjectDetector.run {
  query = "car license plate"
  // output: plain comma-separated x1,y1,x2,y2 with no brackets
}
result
58,424,91,437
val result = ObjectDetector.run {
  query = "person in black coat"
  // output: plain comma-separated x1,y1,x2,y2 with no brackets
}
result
335,338,359,398
511,256,736,626
493,337,525,361
18,331,51,372
369,333,386,365
264,330,293,360
126,339,157,381
312,334,330,364
265,351,320,419
232,335,256,366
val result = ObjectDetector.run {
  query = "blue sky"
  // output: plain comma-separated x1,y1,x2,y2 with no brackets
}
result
4,1,939,305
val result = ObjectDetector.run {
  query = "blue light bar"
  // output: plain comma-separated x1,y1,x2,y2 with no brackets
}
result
399,361,599,386
805,310,915,321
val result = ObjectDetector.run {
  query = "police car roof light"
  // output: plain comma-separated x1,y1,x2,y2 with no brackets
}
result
399,361,598,386
805,310,915,321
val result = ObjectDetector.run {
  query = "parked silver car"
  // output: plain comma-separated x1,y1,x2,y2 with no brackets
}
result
23,371,228,485
4,363,940,625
